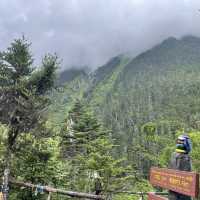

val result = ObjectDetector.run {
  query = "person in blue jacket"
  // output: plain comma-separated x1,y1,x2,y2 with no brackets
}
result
168,135,192,200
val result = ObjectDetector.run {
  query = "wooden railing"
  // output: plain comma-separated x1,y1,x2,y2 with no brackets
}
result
0,167,199,200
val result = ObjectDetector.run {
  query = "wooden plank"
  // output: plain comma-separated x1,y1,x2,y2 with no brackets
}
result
150,167,199,197
0,193,4,200
148,193,168,200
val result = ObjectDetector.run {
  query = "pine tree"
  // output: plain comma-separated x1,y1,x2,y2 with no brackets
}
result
0,36,59,198
61,100,134,195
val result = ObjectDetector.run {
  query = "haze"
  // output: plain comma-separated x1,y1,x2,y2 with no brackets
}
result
0,0,200,69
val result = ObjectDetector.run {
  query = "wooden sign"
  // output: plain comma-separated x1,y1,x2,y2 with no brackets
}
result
150,167,199,197
0,192,3,200
148,193,168,200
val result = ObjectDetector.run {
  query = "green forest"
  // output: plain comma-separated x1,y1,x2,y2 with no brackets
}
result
0,36,200,199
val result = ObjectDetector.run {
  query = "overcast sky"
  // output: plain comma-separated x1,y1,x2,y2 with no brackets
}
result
0,0,200,69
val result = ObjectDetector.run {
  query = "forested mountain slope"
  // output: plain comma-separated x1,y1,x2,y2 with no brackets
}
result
48,70,90,132
57,68,88,86
49,55,130,128
107,35,200,134
50,35,200,178
98,36,200,169
2,35,200,200
121,35,200,83
86,55,130,110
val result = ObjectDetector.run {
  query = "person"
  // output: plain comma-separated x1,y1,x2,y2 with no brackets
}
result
94,177,102,195
93,172,102,195
168,135,192,200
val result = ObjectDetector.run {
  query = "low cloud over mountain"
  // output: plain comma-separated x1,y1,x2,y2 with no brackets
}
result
0,0,200,68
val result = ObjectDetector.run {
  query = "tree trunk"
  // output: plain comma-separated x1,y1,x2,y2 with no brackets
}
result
3,127,16,200
2,147,11,200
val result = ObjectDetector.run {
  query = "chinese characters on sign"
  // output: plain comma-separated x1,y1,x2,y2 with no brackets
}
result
150,167,199,197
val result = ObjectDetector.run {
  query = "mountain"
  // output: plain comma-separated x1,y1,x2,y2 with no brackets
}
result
103,36,200,131
85,55,130,107
49,36,200,173
121,36,200,86
92,56,124,84
48,69,90,132
57,68,88,85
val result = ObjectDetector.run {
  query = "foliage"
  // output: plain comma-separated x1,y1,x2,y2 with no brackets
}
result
0,36,59,199
0,36,33,83
61,100,134,195
48,36,200,196
160,131,200,173
28,54,59,95
0,36,58,150
1,35,200,199
47,74,90,133
189,132,200,172
9,133,69,200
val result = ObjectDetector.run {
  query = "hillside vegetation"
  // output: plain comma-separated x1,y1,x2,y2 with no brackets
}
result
1,36,200,199
52,35,200,179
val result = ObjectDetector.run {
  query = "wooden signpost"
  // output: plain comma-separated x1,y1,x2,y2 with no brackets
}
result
149,167,199,200
148,193,168,200
0,192,3,200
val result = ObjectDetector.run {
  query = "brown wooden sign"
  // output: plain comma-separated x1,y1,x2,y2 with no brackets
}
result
0,192,3,200
148,193,168,200
150,167,199,197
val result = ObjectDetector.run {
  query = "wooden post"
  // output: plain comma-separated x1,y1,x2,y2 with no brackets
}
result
141,193,144,200
47,192,51,200
2,168,10,200
0,192,4,200
148,193,168,200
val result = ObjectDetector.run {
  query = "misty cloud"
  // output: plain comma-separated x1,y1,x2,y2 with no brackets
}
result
0,0,200,69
